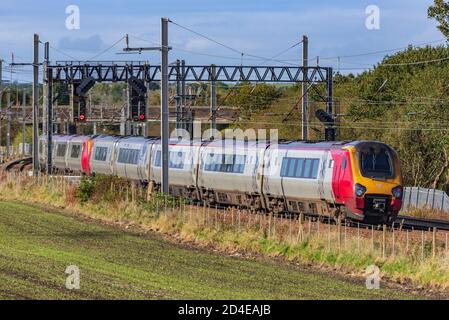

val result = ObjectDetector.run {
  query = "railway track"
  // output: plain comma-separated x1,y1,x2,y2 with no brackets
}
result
395,215,449,231
1,157,32,173
3,161,449,232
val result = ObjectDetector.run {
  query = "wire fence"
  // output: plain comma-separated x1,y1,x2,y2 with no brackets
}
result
401,187,449,213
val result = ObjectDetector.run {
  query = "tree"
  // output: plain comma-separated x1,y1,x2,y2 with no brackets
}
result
428,0,449,39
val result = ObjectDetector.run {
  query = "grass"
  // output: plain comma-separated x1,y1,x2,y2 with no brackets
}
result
0,200,420,300
0,173,448,295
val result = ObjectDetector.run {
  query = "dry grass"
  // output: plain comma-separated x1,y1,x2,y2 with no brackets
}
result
1,172,449,291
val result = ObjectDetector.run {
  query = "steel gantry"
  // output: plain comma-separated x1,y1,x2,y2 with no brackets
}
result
42,34,334,194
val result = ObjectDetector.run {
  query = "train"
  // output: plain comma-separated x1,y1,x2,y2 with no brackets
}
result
38,134,403,223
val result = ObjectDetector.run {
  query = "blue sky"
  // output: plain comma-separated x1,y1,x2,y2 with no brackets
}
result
0,0,444,82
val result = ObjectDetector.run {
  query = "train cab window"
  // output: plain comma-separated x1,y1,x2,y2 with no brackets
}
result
70,144,82,158
94,147,108,161
281,157,320,179
56,144,67,157
360,147,393,178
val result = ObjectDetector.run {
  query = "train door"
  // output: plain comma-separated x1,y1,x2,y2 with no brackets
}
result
318,152,328,199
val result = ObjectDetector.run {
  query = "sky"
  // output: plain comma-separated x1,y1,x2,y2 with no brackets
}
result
0,0,444,83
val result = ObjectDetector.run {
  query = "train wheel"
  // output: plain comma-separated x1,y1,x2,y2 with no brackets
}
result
334,209,346,225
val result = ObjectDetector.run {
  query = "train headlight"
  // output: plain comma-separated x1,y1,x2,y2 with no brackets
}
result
392,185,403,199
355,183,367,197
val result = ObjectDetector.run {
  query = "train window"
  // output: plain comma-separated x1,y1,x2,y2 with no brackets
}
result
329,159,334,168
360,148,393,178
203,153,246,173
341,157,347,169
94,147,108,161
153,150,185,169
287,158,297,177
281,157,320,179
56,144,67,157
295,158,304,177
118,148,140,165
303,159,313,178
311,159,320,178
70,144,82,158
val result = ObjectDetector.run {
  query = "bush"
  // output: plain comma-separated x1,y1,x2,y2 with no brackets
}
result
75,176,95,203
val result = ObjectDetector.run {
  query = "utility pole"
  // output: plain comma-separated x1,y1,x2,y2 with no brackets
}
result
6,90,10,158
120,104,125,135
161,17,169,194
181,60,186,130
42,46,47,137
175,59,181,130
22,89,26,155
0,59,3,152
32,34,39,175
45,42,53,174
120,87,126,135
301,35,308,141
210,64,217,132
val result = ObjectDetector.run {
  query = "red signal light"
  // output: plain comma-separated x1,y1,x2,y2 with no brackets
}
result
139,114,145,121
79,114,86,121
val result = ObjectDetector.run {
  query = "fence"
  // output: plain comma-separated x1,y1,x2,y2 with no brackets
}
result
0,144,31,162
401,187,449,213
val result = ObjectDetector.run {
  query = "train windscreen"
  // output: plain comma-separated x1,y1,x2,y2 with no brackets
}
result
360,147,394,179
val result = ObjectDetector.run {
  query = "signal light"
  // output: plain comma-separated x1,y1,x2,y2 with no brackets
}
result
76,77,96,97
127,76,147,96
78,97,87,122
139,114,146,121
315,109,334,124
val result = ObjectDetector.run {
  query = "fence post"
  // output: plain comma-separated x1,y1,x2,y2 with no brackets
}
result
297,214,303,243
382,224,386,259
432,227,437,259
416,187,420,208
406,230,409,253
337,221,341,251
357,223,360,253
421,230,424,260
442,190,445,211
392,227,395,257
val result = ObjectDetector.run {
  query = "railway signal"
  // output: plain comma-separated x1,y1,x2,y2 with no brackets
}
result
315,109,336,141
78,97,87,122
76,77,96,96
71,77,96,122
127,76,147,122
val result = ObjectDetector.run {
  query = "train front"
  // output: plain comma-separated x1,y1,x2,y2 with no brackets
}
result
345,141,403,223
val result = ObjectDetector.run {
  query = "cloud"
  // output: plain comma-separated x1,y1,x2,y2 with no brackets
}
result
184,38,213,51
58,34,105,53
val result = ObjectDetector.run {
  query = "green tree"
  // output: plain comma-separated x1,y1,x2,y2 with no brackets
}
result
428,0,449,39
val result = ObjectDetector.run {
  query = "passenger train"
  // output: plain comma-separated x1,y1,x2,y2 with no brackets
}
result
38,135,403,223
